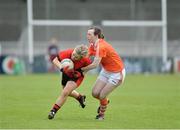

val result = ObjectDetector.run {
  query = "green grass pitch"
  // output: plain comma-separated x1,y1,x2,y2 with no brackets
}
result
0,74,180,129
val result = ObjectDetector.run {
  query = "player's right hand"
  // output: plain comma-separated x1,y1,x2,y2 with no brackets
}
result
73,71,82,78
62,66,74,74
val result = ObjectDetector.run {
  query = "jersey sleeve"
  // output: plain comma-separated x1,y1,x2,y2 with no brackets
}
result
58,49,73,61
97,44,107,58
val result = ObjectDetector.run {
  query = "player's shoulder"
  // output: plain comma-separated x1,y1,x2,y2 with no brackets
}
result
61,48,73,53
100,39,110,45
59,48,73,59
100,39,113,49
81,57,91,62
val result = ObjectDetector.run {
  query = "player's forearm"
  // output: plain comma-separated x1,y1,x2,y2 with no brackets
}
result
81,63,98,72
81,57,101,72
52,57,62,70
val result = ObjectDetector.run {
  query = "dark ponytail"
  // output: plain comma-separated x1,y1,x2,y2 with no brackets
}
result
98,33,104,39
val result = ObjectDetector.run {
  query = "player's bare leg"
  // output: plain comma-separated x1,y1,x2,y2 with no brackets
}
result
96,83,117,120
92,79,106,98
48,81,77,119
92,79,109,120
69,90,86,108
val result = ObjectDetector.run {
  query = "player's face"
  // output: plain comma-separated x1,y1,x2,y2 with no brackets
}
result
71,51,82,61
87,29,97,43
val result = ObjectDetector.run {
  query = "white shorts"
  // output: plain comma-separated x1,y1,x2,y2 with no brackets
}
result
98,68,126,86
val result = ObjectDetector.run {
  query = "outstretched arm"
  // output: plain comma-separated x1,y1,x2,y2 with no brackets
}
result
81,57,102,72
52,57,62,70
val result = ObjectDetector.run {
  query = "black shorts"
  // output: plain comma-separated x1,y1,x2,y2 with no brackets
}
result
61,73,78,87
61,72,84,88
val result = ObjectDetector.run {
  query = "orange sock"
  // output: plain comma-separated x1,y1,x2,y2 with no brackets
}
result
100,98,109,106
99,98,109,116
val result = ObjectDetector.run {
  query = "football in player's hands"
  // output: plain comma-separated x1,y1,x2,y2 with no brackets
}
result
63,66,74,74
61,58,74,70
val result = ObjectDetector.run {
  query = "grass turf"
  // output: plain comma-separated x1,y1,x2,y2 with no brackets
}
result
0,74,180,129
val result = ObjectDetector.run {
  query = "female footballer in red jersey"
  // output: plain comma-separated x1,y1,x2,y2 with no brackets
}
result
81,27,126,120
48,44,91,120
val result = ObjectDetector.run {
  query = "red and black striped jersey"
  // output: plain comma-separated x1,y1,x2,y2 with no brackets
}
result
58,49,92,70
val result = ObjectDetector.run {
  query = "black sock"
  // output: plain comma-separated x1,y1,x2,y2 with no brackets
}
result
76,94,82,101
51,104,60,113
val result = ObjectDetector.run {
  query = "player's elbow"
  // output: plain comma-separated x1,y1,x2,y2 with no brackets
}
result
51,55,57,62
92,63,99,68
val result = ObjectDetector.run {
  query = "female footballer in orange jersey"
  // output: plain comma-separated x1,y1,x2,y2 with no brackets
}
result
81,27,126,120
48,44,91,120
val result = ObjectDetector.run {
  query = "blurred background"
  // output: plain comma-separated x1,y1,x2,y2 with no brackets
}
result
0,0,180,75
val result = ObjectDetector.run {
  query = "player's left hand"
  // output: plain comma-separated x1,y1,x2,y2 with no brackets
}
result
73,71,82,78
62,66,74,74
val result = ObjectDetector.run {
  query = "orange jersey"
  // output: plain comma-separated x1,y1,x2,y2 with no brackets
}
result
89,39,124,72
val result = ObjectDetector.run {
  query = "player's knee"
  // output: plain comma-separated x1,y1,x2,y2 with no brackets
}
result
92,91,99,99
62,90,70,97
